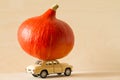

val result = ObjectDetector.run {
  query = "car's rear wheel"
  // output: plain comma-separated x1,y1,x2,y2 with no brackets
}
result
40,70,48,78
64,68,71,76
32,74,39,77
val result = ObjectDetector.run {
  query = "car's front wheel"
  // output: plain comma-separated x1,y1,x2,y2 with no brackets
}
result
64,68,71,76
40,70,48,78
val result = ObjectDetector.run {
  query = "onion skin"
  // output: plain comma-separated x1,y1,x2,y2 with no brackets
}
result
17,7,74,60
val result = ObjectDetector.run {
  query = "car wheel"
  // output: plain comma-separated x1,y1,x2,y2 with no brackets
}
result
57,73,62,76
64,68,71,76
32,74,39,77
40,70,48,78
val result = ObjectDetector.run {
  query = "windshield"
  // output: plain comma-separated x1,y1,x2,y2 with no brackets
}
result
35,60,42,65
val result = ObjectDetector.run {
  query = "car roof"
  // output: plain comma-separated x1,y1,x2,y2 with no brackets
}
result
43,60,59,62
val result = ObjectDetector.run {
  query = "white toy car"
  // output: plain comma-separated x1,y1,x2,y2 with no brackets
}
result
26,60,73,78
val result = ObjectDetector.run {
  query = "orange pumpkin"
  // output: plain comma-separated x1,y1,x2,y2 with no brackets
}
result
17,4,74,60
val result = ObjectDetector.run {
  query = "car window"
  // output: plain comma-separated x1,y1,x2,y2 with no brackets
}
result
46,61,52,65
35,60,42,65
53,61,58,65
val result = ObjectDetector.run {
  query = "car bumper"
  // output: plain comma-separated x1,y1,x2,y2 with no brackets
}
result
26,68,35,74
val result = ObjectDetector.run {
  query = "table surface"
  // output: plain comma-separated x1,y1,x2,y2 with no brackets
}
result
0,72,120,80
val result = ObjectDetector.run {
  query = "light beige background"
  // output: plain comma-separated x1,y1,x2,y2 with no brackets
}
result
0,0,120,73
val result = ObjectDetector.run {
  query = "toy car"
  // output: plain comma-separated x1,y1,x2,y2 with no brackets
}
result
26,60,73,78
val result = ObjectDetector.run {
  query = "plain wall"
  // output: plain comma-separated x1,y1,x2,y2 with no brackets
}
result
0,0,120,73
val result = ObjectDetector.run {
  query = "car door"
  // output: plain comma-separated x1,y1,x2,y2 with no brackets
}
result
45,61,54,74
53,60,62,73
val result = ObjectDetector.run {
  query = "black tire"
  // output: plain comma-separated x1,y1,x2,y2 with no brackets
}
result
40,70,48,78
64,68,71,76
32,74,39,77
57,73,62,76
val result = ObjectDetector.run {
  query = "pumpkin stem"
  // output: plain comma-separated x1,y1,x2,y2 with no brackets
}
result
51,4,59,11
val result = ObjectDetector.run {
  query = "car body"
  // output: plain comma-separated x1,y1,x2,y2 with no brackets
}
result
26,60,73,78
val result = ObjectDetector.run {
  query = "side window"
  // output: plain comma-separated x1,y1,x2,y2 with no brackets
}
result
46,61,52,65
53,61,58,65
